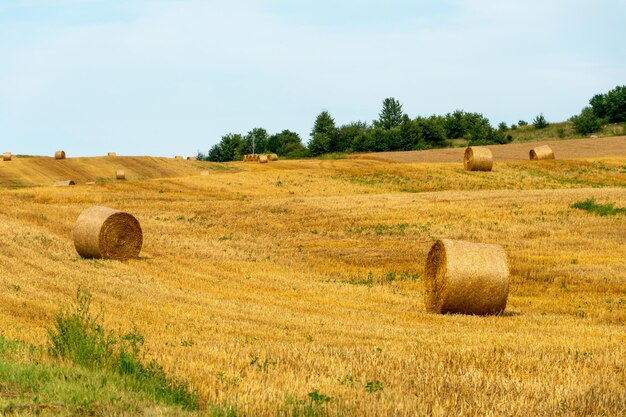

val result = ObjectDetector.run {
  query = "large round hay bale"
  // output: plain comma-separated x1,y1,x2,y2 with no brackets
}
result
72,206,142,260
529,145,555,160
253,154,260,161
53,180,75,187
108,152,117,157
55,150,66,160
116,170,125,180
268,153,278,161
3,152,12,161
463,147,493,171
200,170,210,176
259,154,268,163
424,239,509,315
175,155,183,160
187,156,196,161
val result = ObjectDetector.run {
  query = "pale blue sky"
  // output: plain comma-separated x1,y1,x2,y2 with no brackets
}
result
1,0,625,157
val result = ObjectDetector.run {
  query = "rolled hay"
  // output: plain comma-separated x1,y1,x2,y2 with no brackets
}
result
116,170,125,180
85,181,96,185
175,155,183,160
55,150,66,160
53,180,75,187
253,154,260,162
72,206,142,260
268,153,278,161
108,152,117,157
259,154,268,163
200,170,210,176
187,156,197,161
424,239,509,315
529,145,555,160
463,147,493,171
3,152,12,161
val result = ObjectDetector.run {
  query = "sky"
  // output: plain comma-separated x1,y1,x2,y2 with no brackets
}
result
1,0,625,157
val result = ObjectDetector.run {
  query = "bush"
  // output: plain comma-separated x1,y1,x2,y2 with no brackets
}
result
532,113,548,129
570,107,602,135
48,288,198,410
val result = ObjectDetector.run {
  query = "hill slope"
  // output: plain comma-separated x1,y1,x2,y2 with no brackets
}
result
351,136,626,163
0,156,216,188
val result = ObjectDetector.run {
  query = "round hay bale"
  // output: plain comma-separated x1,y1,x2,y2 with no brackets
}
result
200,170,210,176
187,156,197,161
259,154,268,164
116,170,125,180
424,239,509,315
85,181,96,185
72,206,142,260
253,154,260,161
529,145,555,160
55,150,66,160
268,153,278,161
463,147,493,171
175,155,184,160
53,180,75,187
3,152,12,161
108,152,117,157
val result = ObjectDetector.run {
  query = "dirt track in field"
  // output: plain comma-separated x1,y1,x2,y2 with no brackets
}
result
350,136,626,163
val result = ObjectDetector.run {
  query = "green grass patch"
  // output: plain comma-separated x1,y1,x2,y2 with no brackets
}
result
571,198,626,216
47,287,199,410
0,335,198,416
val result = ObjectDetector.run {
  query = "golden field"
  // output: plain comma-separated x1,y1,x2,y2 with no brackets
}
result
0,148,625,416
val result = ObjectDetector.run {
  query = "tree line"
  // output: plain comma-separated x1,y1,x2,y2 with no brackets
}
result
199,86,626,161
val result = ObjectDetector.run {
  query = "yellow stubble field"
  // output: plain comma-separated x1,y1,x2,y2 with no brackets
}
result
0,156,625,416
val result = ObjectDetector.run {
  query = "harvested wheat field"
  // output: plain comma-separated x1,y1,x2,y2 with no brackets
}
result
353,136,626,163
0,146,625,416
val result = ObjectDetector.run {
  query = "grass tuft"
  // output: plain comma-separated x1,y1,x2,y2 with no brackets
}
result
570,198,626,216
47,287,199,410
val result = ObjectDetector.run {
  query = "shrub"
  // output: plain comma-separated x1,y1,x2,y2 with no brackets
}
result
570,107,602,135
48,288,199,410
532,113,548,129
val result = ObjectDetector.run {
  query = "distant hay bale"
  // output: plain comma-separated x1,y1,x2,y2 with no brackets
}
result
108,152,117,157
268,153,278,161
529,145,555,160
175,155,183,160
187,156,197,161
3,152,12,161
72,206,143,260
55,150,66,160
116,170,125,180
463,147,493,171
259,155,268,163
424,239,509,315
253,154,260,161
86,181,96,185
200,170,210,176
53,180,75,187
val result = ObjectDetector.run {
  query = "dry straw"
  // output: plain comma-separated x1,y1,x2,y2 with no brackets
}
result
424,239,509,315
268,153,278,161
108,152,117,157
53,180,75,187
529,145,555,160
175,155,183,160
3,152,12,161
187,156,197,161
116,170,125,180
259,155,268,163
463,147,493,171
55,150,66,160
72,206,143,260
200,170,210,176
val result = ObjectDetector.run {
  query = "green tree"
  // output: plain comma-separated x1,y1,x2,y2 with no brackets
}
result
336,121,369,152
267,130,306,158
310,111,337,155
375,97,404,130
207,133,244,162
570,107,602,135
244,128,269,155
532,113,548,129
